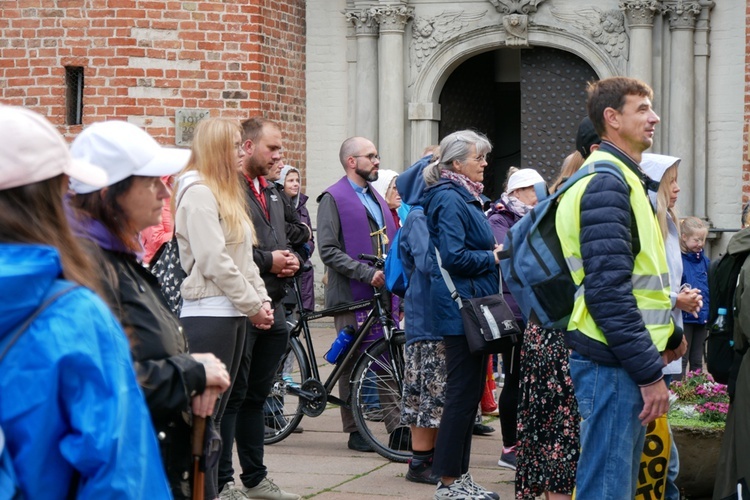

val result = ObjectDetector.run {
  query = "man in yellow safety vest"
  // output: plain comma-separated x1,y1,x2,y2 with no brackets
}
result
555,76,687,498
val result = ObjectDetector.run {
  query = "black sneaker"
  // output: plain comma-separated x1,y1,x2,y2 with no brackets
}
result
406,458,439,485
498,446,517,471
472,423,495,436
347,431,374,452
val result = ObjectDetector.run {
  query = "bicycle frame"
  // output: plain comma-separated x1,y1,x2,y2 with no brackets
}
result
287,269,399,410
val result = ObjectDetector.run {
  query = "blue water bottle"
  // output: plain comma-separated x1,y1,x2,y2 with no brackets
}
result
325,325,355,364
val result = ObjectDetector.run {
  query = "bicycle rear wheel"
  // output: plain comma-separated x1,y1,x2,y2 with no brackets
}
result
351,330,409,462
264,335,309,445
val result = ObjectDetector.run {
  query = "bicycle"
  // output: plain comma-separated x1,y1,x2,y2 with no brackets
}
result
263,254,409,462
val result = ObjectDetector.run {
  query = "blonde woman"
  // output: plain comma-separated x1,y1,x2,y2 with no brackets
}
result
175,117,274,497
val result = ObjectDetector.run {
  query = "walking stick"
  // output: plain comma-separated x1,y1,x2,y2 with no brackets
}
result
192,415,206,500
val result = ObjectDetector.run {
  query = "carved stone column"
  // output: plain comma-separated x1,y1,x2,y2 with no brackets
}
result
408,102,441,163
664,0,702,215
345,9,379,143
373,4,413,172
692,0,714,218
620,0,658,85
345,23,357,138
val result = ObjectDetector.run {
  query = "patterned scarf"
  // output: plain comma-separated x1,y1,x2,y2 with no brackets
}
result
500,192,534,217
440,169,484,201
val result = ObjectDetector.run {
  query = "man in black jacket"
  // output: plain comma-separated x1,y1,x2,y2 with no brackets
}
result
216,117,307,500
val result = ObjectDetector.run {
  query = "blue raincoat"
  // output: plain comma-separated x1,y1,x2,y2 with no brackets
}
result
0,244,171,498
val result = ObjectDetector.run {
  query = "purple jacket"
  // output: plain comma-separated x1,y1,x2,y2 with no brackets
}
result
487,202,524,322
296,193,315,311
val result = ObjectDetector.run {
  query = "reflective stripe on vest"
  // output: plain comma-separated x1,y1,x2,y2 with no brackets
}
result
556,150,674,351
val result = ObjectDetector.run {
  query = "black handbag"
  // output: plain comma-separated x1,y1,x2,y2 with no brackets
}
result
149,181,204,316
436,249,521,355
150,236,186,316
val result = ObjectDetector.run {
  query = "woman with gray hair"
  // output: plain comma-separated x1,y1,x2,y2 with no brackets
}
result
422,130,501,500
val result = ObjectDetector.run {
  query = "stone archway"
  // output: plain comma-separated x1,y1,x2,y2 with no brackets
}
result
408,25,618,163
436,46,598,200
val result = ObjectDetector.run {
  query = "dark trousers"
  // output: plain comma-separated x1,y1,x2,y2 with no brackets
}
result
433,335,487,478
217,304,289,490
499,340,521,448
334,312,359,433
181,315,247,498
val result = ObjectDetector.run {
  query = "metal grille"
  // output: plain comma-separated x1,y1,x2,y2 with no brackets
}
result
65,66,84,126
520,47,597,182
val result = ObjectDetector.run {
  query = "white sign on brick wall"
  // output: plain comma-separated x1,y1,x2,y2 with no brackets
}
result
175,109,210,146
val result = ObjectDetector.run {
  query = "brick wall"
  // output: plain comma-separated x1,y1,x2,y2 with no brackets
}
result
0,0,306,169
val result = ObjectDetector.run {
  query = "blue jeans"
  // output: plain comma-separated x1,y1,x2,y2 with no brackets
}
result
569,352,647,499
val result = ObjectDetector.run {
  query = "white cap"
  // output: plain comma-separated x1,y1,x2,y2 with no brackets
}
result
0,106,108,191
640,153,681,183
507,168,545,194
70,120,191,194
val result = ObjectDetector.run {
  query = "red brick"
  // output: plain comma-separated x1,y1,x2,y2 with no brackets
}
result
0,0,306,162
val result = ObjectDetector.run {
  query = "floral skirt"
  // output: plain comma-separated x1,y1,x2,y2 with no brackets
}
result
400,340,446,428
516,323,580,499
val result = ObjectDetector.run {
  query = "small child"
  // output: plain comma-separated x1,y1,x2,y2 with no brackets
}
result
680,216,710,377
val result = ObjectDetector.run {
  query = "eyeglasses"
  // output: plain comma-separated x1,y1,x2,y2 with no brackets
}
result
352,153,380,162
463,154,488,163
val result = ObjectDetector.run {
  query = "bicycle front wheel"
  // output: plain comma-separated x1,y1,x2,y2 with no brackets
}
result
264,335,310,445
351,330,409,462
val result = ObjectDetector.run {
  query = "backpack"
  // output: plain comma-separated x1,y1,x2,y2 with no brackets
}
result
385,226,408,297
499,162,625,329
0,280,78,498
385,206,425,298
705,250,749,384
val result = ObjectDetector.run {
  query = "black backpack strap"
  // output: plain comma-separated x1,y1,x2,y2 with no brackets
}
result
0,280,79,363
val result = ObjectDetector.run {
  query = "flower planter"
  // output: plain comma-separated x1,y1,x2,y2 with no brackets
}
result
672,425,723,498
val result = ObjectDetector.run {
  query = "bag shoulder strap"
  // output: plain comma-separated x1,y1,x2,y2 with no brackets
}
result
554,162,626,198
435,248,502,310
174,180,205,211
0,280,79,363
171,180,205,240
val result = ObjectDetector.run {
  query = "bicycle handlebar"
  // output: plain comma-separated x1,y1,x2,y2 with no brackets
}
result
358,253,385,268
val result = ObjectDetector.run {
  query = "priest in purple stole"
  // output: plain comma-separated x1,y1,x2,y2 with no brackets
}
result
317,136,400,453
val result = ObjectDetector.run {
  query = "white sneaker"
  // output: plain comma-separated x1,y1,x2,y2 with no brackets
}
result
461,473,500,500
239,477,301,500
219,481,250,500
434,475,485,499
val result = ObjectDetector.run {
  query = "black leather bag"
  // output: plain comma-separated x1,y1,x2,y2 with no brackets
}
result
436,249,521,355
460,295,521,354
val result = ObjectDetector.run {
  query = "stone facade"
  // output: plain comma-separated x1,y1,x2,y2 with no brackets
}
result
306,0,746,256
0,0,307,166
